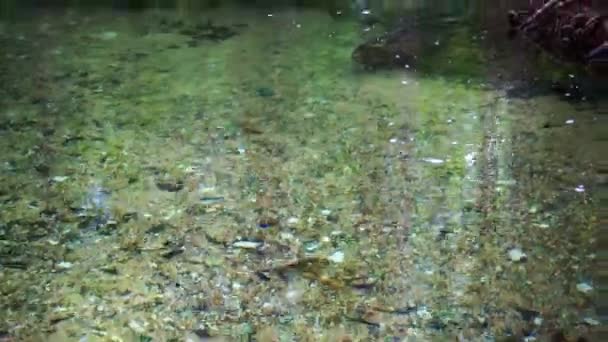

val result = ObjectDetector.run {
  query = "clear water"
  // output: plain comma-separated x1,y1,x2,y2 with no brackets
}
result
0,1,604,341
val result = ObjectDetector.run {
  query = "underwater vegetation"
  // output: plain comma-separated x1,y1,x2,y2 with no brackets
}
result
0,1,603,341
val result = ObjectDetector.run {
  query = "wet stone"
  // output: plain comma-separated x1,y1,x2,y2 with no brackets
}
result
155,179,184,192
576,282,593,294
508,248,527,262
303,240,321,253
232,240,263,249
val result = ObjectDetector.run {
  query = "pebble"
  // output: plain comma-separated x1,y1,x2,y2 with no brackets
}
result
261,302,274,315
321,209,332,216
421,158,444,164
233,241,262,249
128,319,146,334
508,248,527,262
328,251,344,263
286,217,299,226
303,241,320,253
583,317,599,326
285,289,302,304
51,176,69,183
57,261,73,269
576,282,593,294
279,232,295,241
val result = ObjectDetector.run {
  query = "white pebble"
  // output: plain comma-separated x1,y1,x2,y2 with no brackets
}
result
56,261,73,269
279,232,294,241
422,158,444,164
328,251,344,263
286,217,299,225
233,241,262,249
508,248,526,262
128,320,146,334
583,317,599,326
576,282,593,294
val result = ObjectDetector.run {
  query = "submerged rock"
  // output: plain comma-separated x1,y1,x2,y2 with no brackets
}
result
352,27,421,69
155,178,184,192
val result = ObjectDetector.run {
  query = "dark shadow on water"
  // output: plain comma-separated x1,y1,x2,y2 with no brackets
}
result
350,2,607,102
2,0,606,101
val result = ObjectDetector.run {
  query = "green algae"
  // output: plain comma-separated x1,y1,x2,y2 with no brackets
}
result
0,4,601,342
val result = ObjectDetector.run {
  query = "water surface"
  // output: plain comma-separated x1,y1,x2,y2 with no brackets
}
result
0,1,603,341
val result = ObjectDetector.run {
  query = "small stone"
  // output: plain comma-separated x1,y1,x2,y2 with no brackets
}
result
534,316,543,326
56,261,73,269
279,232,294,241
286,217,299,226
285,289,302,303
328,251,344,263
128,319,146,334
576,282,593,294
51,176,69,183
508,248,527,262
261,302,274,315
416,306,431,319
321,209,332,216
303,240,320,253
233,241,262,249
583,317,599,326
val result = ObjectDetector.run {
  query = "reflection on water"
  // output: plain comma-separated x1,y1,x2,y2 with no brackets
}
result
0,0,603,341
